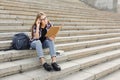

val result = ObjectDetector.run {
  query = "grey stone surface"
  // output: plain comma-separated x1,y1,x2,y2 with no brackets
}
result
80,0,118,12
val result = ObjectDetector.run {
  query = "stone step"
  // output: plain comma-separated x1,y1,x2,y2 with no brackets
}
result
0,30,81,40
1,0,120,19
1,35,120,50
59,55,120,80
1,33,120,49
0,14,118,23
0,5,117,21
5,0,93,11
0,14,116,23
0,21,119,26
0,40,120,64
0,32,120,49
0,7,118,21
0,13,115,21
0,29,120,40
82,58,120,80
99,70,120,80
0,0,100,13
0,4,97,16
0,6,117,21
0,30,119,40
0,10,117,22
1,0,91,10
54,33,120,43
1,25,120,32
0,19,117,24
1,4,118,18
1,49,120,79
0,2,116,18
0,2,97,14
0,20,118,25
3,0,90,8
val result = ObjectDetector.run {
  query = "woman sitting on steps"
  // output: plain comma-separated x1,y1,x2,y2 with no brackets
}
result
30,12,61,71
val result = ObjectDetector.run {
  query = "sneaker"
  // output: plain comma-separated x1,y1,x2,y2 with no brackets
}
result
43,63,53,71
51,62,61,71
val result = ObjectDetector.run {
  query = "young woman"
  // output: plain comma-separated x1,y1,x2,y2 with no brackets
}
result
30,12,61,71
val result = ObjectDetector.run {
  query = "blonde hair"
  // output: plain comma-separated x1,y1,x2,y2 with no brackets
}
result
31,12,46,38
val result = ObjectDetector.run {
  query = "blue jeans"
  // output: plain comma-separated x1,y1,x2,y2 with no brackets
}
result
30,39,56,58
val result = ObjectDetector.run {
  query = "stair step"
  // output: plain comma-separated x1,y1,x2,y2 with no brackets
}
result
0,25,120,32
0,1,102,14
0,8,118,21
0,34,119,62
59,57,120,80
0,11,117,22
0,13,118,22
1,33,120,49
0,29,120,40
59,71,94,80
0,0,91,11
0,5,106,18
0,2,116,18
1,49,120,79
0,41,120,66
83,59,120,80
0,23,119,27
0,12,115,22
0,10,116,22
0,17,117,24
0,20,117,25
0,31,82,40
0,32,119,41
99,70,120,80
1,34,120,50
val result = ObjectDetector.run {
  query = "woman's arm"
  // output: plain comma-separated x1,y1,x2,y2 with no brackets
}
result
34,20,40,39
34,26,40,39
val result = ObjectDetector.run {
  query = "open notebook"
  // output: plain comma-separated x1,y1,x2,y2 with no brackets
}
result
45,26,61,37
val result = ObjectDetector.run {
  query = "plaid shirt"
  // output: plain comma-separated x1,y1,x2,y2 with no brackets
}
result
31,22,52,42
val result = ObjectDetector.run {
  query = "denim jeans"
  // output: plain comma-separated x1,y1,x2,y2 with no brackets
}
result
30,39,56,58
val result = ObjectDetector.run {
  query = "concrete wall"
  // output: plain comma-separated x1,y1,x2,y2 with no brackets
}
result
80,0,118,12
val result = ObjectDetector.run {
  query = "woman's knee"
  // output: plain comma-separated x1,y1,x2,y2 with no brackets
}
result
47,39,54,44
31,40,42,47
34,40,42,45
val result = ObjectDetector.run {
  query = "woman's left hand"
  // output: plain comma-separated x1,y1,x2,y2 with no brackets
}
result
48,35,56,41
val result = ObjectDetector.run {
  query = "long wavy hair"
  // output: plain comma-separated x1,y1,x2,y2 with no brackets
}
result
31,12,46,39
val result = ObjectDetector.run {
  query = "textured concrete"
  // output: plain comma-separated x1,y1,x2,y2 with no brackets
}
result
81,0,118,12
100,70,120,80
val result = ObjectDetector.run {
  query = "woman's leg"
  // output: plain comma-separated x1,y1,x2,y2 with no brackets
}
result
43,39,61,71
42,39,57,62
30,40,46,64
31,40,53,71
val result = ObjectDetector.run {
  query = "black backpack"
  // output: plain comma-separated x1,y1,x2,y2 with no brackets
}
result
11,33,30,50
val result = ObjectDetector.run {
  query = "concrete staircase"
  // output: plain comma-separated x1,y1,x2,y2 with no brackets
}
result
0,0,120,80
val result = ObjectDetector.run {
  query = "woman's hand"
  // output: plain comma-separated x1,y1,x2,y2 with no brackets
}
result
48,35,56,41
35,19,41,39
41,21,46,28
36,20,40,28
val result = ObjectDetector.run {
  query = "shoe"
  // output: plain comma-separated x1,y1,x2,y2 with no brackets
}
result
51,62,61,71
43,62,53,71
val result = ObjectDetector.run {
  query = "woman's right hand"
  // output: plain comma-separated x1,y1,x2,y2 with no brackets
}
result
36,20,40,28
35,19,41,39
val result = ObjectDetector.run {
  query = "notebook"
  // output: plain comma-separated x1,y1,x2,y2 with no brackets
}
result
45,26,61,37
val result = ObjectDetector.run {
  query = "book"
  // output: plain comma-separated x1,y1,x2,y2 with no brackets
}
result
45,26,61,37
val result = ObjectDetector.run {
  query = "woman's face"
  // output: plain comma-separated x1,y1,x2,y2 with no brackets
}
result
40,15,48,25
36,15,48,28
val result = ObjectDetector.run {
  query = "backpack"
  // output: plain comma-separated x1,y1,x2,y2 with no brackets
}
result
11,33,30,50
